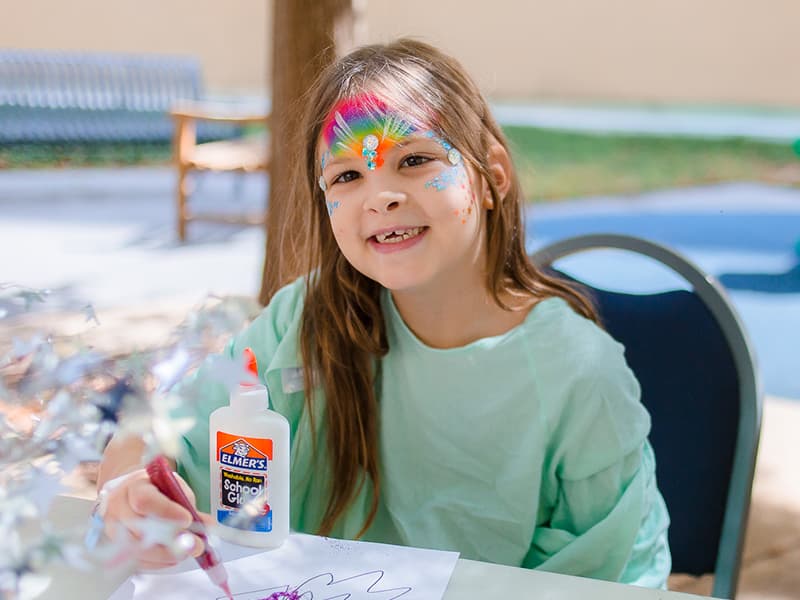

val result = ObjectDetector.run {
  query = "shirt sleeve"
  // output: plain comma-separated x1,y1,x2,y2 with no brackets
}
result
173,278,306,511
523,346,671,588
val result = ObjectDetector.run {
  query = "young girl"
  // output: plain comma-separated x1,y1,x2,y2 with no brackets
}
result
98,39,671,587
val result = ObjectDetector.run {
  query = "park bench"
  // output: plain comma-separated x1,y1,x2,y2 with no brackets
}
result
0,49,238,143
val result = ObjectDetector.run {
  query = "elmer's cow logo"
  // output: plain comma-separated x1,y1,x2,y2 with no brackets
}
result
217,433,272,472
233,440,250,457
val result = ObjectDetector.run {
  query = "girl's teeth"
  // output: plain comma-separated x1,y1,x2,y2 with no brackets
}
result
376,227,422,244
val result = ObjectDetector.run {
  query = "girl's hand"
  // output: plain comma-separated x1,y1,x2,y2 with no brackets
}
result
97,468,212,570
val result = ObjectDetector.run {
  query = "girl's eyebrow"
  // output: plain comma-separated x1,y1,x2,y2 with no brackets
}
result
319,135,438,171
397,135,438,148
320,154,357,171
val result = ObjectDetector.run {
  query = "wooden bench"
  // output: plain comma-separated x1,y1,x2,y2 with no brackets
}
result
171,102,271,241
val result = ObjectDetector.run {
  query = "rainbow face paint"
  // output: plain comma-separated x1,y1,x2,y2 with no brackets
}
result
321,94,417,171
318,99,468,211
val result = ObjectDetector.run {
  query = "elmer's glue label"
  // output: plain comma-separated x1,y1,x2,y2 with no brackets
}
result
209,348,290,548
216,432,273,531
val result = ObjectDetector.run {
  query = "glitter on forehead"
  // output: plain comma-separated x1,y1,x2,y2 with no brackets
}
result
321,93,417,169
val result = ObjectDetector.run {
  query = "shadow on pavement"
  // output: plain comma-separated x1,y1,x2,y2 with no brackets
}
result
719,263,800,294
530,213,800,254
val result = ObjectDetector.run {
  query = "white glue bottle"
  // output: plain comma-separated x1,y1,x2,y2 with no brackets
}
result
209,347,290,548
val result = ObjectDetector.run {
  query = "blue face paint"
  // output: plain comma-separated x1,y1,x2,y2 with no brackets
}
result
425,166,465,191
423,131,461,163
318,151,333,192
422,130,466,191
320,150,332,171
319,151,338,214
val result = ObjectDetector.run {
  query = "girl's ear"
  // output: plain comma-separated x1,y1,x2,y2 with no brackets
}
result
482,142,512,209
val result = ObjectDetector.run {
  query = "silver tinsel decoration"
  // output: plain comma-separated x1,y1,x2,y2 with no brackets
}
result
0,283,260,598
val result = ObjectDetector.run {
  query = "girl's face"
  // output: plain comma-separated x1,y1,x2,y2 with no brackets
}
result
317,97,488,294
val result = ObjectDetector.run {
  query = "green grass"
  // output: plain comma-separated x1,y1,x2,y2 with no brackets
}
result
503,126,800,201
2,127,799,201
0,142,172,168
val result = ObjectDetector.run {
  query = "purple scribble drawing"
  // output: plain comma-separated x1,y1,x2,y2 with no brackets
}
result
263,592,302,600
222,569,412,600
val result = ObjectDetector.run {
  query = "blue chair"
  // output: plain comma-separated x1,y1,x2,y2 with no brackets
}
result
531,234,762,599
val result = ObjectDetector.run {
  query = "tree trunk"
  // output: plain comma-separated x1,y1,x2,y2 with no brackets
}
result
259,0,364,306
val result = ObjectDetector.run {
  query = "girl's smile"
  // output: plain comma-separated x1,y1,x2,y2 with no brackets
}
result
367,225,429,253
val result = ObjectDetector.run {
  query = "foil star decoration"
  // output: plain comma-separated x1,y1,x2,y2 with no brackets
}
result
22,464,68,515
0,283,51,318
83,303,100,325
10,335,46,360
90,522,139,569
152,346,194,392
218,489,269,531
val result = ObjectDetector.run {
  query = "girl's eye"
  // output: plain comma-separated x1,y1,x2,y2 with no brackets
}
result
401,154,432,168
332,170,360,185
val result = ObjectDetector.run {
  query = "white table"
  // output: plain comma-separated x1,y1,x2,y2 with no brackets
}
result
31,495,715,600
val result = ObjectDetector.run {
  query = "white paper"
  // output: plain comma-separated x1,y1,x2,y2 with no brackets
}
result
109,533,459,600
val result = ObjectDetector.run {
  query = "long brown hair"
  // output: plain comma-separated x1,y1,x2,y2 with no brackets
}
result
290,39,598,537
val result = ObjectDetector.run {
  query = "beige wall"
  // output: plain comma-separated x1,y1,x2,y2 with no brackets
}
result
0,0,270,94
368,0,800,106
1,0,798,106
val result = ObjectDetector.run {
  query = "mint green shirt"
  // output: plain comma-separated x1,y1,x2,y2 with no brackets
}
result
177,277,671,588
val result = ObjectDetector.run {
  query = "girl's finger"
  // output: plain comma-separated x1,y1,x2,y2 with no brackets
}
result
127,481,194,527
198,511,215,528
175,474,197,506
134,531,197,569
138,551,182,570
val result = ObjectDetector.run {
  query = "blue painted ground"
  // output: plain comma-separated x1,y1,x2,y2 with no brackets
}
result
525,182,800,399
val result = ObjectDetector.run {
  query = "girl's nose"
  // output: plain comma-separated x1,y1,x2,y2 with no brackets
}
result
366,190,407,214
